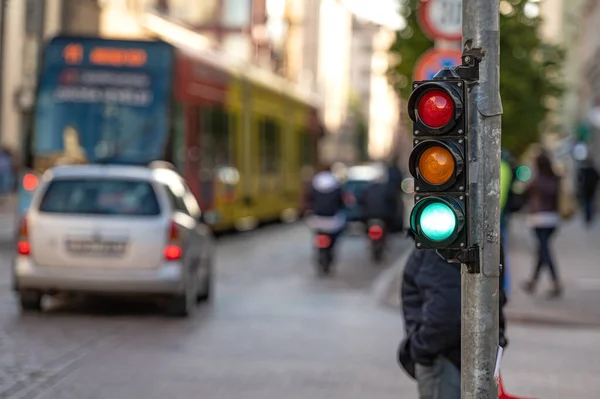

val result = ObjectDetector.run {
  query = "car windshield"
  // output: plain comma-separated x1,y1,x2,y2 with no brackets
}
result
38,178,161,216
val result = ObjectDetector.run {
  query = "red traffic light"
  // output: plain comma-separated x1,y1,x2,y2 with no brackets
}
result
417,89,454,128
407,81,464,135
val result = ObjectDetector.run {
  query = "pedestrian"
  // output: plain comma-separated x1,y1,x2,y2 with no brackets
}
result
521,152,562,297
358,164,397,231
386,154,404,232
0,147,11,196
500,151,514,298
577,158,599,227
397,241,508,398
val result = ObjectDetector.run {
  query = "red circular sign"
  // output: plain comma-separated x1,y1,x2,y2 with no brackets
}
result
417,0,463,42
413,48,462,81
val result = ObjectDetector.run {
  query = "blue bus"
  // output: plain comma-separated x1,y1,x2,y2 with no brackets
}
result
18,35,175,217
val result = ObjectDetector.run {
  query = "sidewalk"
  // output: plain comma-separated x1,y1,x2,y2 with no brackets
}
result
0,194,16,246
504,215,600,327
378,213,600,328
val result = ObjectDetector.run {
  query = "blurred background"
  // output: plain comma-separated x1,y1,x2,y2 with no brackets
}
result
0,0,597,398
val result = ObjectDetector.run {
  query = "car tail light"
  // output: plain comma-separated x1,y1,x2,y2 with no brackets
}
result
169,221,180,242
368,225,384,240
315,234,331,249
17,215,30,256
19,216,28,237
17,241,30,256
164,244,182,261
165,220,182,260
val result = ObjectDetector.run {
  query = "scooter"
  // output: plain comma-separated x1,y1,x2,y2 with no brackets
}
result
314,231,335,275
367,219,386,263
305,212,345,277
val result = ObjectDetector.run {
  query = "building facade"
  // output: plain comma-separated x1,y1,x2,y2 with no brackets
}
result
348,18,399,162
99,0,274,67
577,0,600,157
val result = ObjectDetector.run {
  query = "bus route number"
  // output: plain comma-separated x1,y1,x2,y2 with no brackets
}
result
62,43,148,67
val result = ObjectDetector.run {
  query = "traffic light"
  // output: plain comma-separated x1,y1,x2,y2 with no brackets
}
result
408,78,468,250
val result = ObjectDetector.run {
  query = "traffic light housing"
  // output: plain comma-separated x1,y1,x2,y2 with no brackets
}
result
408,79,468,250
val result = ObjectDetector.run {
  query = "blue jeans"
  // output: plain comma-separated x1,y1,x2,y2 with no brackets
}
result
584,199,594,225
416,357,461,399
501,227,511,298
532,227,558,282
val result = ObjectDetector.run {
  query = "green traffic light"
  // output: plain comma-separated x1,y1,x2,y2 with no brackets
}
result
419,202,457,242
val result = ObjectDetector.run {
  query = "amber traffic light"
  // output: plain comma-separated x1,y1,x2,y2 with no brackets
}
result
418,145,455,185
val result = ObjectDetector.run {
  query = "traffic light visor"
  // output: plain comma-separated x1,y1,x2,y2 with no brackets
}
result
418,146,455,185
417,89,454,128
419,202,457,242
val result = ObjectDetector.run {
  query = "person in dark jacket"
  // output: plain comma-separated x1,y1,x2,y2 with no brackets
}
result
304,164,347,247
578,158,599,227
387,154,403,193
398,242,508,398
358,167,397,230
386,155,405,232
522,152,562,297
306,164,345,217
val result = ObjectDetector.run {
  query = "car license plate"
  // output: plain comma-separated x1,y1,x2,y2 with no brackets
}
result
66,240,127,256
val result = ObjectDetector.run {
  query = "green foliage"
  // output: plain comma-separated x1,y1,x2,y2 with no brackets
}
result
389,0,564,156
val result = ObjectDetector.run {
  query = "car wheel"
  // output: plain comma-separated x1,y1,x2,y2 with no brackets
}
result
166,281,194,318
19,291,42,312
197,262,213,303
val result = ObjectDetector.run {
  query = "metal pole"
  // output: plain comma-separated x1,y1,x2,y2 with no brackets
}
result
0,0,6,143
461,0,502,397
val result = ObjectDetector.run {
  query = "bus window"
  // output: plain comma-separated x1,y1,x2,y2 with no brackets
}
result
31,39,174,170
259,118,281,173
169,101,185,171
199,106,233,175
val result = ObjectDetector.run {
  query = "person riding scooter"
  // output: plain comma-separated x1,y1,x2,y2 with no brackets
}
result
358,165,397,234
357,165,398,261
304,164,347,269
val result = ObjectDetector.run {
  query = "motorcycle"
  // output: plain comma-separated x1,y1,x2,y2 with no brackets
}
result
305,212,346,276
314,231,335,275
367,219,386,263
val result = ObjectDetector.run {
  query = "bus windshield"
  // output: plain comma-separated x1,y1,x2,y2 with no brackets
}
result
32,37,174,172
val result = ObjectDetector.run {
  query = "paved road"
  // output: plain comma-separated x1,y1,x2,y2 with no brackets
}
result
0,223,415,399
0,222,599,398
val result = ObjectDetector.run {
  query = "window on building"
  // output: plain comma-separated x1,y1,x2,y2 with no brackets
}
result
221,0,252,27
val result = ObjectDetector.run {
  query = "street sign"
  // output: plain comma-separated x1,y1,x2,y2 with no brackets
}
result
417,0,462,41
413,48,462,81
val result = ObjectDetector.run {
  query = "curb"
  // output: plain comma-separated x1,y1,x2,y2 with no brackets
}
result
372,245,413,307
505,310,600,329
370,247,600,329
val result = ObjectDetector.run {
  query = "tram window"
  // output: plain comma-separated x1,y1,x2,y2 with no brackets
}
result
200,106,233,173
299,130,313,167
259,118,281,173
